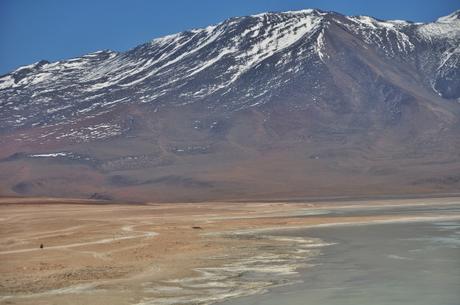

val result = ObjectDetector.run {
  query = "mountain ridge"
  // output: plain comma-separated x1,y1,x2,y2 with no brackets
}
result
1,8,458,76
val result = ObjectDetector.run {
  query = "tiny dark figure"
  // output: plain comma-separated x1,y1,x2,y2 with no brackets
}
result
40,243,44,249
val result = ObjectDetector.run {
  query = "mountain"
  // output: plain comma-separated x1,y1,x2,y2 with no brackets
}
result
0,9,459,202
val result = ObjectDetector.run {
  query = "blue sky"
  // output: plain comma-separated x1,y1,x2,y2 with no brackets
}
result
0,0,458,74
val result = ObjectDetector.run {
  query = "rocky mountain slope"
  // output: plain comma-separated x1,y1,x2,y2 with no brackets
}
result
0,9,459,202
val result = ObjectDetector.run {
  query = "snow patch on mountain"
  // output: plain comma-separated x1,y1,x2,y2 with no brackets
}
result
0,75,16,90
54,123,123,142
30,152,69,158
418,11,460,40
345,16,415,55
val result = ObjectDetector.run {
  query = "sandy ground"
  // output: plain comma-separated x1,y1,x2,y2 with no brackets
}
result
1,196,460,305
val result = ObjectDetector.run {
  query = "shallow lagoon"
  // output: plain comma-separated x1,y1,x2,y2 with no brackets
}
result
221,216,460,305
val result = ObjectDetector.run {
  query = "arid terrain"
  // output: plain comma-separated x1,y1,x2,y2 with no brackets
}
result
1,196,460,305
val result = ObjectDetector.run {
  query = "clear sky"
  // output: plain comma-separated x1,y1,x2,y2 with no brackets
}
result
0,0,458,74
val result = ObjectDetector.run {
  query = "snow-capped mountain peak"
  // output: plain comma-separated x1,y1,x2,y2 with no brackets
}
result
436,10,460,23
0,9,459,131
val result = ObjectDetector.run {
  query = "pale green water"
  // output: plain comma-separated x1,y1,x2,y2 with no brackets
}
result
220,214,460,305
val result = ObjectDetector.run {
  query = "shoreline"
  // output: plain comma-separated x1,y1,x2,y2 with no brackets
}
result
2,191,460,206
226,214,460,235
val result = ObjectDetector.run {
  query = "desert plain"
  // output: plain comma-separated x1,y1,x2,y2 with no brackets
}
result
1,196,460,305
